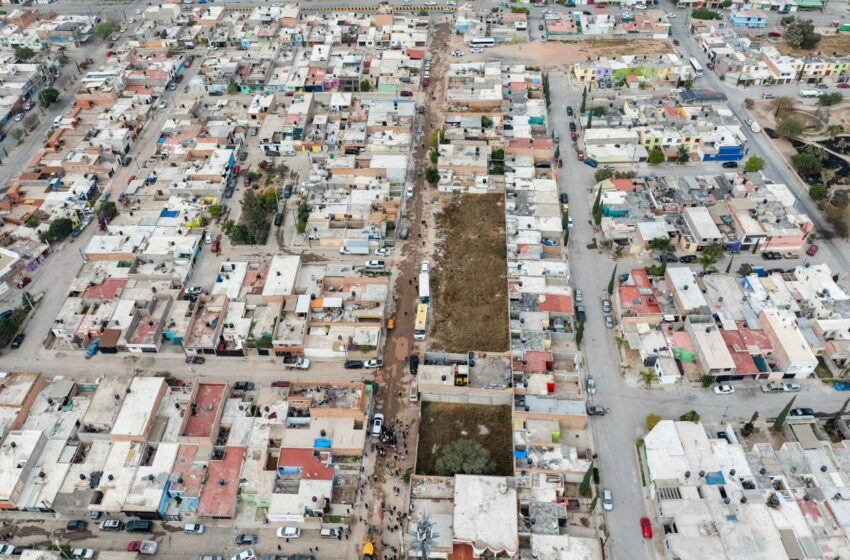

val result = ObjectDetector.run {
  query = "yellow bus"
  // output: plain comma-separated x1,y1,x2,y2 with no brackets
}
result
413,303,428,341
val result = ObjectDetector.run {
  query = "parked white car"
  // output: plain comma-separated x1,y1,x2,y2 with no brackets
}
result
602,489,613,511
713,384,735,395
184,523,205,535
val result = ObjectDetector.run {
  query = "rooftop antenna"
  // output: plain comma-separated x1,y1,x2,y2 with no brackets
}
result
407,513,438,560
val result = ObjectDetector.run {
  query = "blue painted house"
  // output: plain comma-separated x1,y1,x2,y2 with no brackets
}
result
727,8,768,28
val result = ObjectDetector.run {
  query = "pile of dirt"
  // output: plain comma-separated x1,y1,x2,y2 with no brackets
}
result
430,193,508,353
415,402,513,476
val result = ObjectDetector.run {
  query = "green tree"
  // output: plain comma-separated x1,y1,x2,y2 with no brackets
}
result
24,215,39,228
580,86,587,114
648,237,672,253
14,46,34,61
594,168,614,182
586,111,593,129
93,20,119,40
776,116,804,138
679,410,700,422
426,167,440,185
741,411,759,437
296,202,311,234
827,124,845,138
360,79,371,92
430,150,438,164
640,370,656,389
647,146,665,165
579,461,594,497
481,115,492,128
435,440,495,475
645,413,662,431
208,204,224,219
575,320,584,347
38,87,59,108
607,265,617,296
428,129,442,151
691,7,721,19
697,243,725,271
791,151,823,176
96,201,117,222
226,80,239,94
784,18,820,49
700,374,714,388
808,184,828,200
825,397,850,433
38,217,74,243
772,396,796,432
744,155,765,173
676,144,690,164
818,92,843,106
592,184,602,217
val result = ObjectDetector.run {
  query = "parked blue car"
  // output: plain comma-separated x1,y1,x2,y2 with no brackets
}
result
85,339,100,359
834,381,850,391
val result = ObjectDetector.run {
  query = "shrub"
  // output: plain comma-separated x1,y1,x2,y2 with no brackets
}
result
645,413,662,430
679,410,700,422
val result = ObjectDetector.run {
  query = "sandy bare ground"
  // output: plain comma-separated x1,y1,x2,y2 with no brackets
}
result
477,39,672,69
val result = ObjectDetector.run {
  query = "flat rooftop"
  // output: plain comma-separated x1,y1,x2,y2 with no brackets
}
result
181,382,226,439
196,446,244,518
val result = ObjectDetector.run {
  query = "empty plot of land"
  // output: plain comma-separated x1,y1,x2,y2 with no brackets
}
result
485,39,671,67
430,193,508,353
774,35,850,58
415,401,513,476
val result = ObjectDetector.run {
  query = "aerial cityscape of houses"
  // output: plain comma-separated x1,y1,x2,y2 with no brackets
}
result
0,0,848,559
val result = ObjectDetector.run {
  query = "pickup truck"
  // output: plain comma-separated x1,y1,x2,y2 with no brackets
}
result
761,382,785,393
284,357,311,370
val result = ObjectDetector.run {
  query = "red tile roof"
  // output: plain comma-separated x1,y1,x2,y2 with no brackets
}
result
538,293,574,314
511,350,552,372
83,278,127,301
196,446,244,518
169,445,204,497
278,448,334,480
182,383,226,438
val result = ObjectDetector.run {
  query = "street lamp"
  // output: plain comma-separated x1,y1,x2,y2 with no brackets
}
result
338,334,348,360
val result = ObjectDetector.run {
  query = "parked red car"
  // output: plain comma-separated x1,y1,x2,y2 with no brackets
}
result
16,276,31,289
576,150,585,161
127,541,141,552
233,165,240,175
768,31,782,38
838,83,850,89
806,244,819,256
640,517,653,539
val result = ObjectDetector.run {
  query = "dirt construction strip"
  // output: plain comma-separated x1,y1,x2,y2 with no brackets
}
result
430,192,508,353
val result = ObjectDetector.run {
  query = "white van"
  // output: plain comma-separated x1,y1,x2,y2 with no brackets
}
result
276,527,300,538
409,383,418,402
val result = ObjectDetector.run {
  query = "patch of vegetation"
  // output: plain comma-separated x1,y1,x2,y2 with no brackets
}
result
744,155,765,173
679,410,700,423
784,18,820,50
776,116,804,138
645,413,662,431
93,20,118,40
39,217,73,243
38,87,60,108
435,440,496,475
691,7,720,20
223,189,276,245
295,201,311,234
0,303,32,349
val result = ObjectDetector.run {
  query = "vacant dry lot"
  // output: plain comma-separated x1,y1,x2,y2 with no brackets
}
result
774,34,850,57
415,401,513,476
485,38,672,68
430,192,508,352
